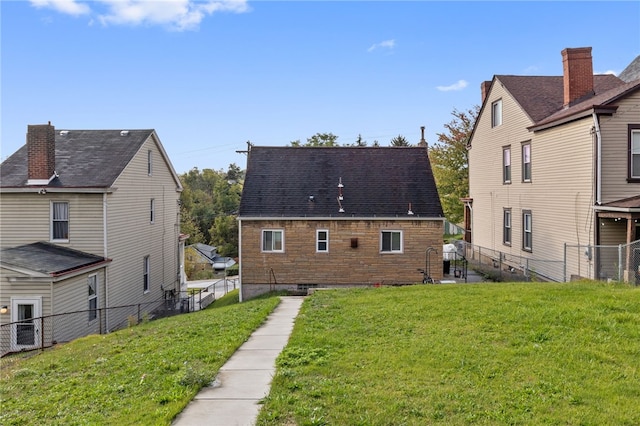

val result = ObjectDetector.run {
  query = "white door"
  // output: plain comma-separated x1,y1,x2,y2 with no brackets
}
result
10,297,42,351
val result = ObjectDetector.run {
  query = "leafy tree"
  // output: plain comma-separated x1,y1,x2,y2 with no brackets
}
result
290,132,339,147
179,165,243,252
390,135,411,146
430,106,479,225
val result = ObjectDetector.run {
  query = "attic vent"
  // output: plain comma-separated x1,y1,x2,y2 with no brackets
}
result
120,130,129,136
59,130,69,135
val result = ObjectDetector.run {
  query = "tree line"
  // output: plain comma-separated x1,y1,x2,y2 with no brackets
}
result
179,106,479,255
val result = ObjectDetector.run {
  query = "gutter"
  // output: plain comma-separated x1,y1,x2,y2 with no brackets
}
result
592,112,602,205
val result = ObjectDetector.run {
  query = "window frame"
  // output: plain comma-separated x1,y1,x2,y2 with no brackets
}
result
522,142,532,182
150,198,155,224
316,229,329,253
380,230,403,253
147,150,153,176
491,99,503,127
143,256,150,293
51,201,69,242
503,146,511,183
522,210,532,252
628,124,640,182
88,274,98,322
262,229,284,253
503,208,512,246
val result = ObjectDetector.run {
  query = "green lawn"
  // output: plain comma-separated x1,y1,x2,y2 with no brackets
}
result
0,290,280,425
258,281,640,425
2,282,640,425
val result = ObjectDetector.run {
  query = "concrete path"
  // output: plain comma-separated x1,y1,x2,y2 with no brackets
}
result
172,296,305,426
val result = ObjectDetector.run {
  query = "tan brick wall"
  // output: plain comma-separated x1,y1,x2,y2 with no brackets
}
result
240,219,443,299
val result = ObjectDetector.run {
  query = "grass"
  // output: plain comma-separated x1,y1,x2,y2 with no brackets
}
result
258,281,640,425
3,282,640,425
0,289,280,425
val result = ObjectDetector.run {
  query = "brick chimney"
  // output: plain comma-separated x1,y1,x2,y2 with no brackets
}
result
27,122,56,185
562,47,594,107
481,80,492,104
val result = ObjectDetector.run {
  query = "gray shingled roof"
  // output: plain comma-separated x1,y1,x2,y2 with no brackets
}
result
0,129,154,188
239,146,444,218
0,242,109,276
619,55,640,83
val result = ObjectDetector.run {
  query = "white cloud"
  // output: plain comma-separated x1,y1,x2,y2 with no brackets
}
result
436,80,468,92
367,39,395,53
29,0,249,31
30,0,90,16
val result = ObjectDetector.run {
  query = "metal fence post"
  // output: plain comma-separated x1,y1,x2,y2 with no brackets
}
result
618,244,623,282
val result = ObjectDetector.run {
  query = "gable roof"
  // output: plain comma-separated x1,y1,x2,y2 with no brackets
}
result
239,146,443,219
496,74,623,124
0,129,182,190
0,242,111,278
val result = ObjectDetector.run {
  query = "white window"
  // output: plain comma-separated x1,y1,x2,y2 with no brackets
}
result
522,142,532,182
503,146,511,183
503,209,512,245
523,210,532,251
492,99,502,127
630,127,640,179
51,201,69,241
148,150,153,176
143,256,150,293
381,230,402,253
88,275,98,321
262,230,284,252
150,199,155,223
316,230,329,252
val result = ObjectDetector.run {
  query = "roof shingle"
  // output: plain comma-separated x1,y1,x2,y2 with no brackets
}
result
239,146,444,218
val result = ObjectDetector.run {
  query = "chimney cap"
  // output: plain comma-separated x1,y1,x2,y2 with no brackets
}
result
120,130,129,136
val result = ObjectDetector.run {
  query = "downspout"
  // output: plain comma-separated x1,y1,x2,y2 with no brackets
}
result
103,193,109,332
238,218,243,302
592,112,602,205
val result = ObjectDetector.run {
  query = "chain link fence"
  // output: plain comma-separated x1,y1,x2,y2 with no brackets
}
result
1,287,224,361
564,240,640,283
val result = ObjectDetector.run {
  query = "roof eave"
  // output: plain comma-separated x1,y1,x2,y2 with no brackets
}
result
238,216,445,221
528,106,618,132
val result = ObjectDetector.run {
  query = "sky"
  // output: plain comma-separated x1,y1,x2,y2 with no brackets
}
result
2,1,639,174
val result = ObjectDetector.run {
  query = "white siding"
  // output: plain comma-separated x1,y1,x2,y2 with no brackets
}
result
599,91,640,202
105,134,181,329
469,78,596,281
0,192,104,255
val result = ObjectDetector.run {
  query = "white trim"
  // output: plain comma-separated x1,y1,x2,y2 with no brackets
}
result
10,297,42,351
380,230,403,253
261,229,284,253
316,229,329,253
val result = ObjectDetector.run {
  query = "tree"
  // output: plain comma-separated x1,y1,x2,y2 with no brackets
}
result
390,135,411,146
429,106,480,225
290,132,339,147
179,165,243,252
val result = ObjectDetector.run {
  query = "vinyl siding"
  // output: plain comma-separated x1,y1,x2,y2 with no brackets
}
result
469,80,596,281
105,134,180,329
0,270,52,324
0,192,104,255
599,91,640,201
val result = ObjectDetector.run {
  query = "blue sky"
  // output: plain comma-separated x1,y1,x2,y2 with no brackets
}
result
2,1,639,174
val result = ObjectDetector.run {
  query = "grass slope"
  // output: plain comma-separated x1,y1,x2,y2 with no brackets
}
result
259,282,640,425
0,290,280,425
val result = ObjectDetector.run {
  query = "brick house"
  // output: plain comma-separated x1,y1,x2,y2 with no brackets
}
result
237,145,444,300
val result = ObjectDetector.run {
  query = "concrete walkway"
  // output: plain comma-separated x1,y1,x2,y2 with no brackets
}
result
172,296,305,426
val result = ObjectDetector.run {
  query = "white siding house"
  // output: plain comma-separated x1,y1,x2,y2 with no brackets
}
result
467,47,640,282
0,124,183,353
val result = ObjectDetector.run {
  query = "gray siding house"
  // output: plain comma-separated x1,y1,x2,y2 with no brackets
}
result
0,123,183,353
467,47,640,282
